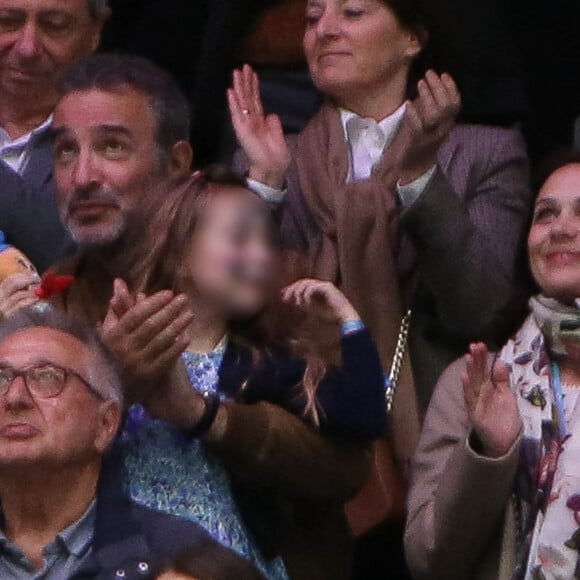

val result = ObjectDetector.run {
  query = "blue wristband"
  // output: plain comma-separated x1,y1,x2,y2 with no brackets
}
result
341,320,366,336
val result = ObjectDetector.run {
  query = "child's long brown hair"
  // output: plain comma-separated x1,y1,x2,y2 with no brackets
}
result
128,165,327,423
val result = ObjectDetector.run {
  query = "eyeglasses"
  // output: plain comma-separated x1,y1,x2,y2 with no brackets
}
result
0,364,93,399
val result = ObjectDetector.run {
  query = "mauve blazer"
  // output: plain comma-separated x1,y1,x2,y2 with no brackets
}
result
278,124,532,410
237,122,532,470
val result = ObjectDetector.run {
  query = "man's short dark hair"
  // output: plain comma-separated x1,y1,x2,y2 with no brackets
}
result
59,53,191,161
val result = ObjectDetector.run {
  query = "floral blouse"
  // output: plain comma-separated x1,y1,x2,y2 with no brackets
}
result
120,338,288,580
528,386,580,579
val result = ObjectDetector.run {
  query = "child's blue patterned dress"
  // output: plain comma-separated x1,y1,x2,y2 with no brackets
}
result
121,338,288,580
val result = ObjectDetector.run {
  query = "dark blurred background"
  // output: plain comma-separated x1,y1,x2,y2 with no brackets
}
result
101,0,580,169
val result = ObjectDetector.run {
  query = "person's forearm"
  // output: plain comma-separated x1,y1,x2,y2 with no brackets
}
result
402,169,524,339
401,127,531,341
406,361,521,580
208,401,372,500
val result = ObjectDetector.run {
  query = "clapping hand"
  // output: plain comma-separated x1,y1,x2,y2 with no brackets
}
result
282,279,361,324
101,279,193,395
228,64,290,189
399,70,462,184
462,343,521,458
102,280,210,428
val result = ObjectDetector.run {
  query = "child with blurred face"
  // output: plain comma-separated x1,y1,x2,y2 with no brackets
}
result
126,167,385,434
108,168,386,577
181,182,279,321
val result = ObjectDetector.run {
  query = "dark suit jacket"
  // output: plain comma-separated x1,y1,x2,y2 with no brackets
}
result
70,454,225,580
0,132,73,273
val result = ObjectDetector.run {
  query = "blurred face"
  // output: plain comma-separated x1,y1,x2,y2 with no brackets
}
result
187,188,278,319
529,164,580,302
0,0,103,102
53,88,167,248
0,328,119,471
304,0,421,104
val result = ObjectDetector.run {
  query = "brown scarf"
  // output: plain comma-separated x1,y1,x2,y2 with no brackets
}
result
283,103,420,468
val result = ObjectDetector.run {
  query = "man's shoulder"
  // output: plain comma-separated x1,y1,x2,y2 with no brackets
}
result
128,500,213,547
73,499,215,580
0,161,28,199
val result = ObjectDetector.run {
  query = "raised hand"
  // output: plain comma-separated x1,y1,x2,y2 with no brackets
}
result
0,272,40,318
399,70,462,184
102,280,210,429
282,279,360,324
462,343,521,459
228,64,290,189
101,279,193,393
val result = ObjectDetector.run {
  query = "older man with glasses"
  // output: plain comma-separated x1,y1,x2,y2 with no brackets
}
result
0,307,238,580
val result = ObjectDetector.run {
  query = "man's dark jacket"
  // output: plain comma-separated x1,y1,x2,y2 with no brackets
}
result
0,134,72,273
70,453,218,580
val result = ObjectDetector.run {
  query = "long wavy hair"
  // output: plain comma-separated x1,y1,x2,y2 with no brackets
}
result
127,165,327,423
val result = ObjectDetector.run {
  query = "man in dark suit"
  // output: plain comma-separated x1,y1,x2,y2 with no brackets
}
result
0,158,69,273
0,307,229,580
0,0,109,271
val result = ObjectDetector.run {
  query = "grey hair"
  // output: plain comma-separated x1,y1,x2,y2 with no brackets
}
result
87,0,110,20
0,307,123,406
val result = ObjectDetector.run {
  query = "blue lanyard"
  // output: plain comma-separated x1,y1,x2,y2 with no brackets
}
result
551,361,571,440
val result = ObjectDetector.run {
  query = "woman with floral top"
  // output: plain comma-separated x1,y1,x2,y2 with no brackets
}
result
405,152,580,580
114,166,386,580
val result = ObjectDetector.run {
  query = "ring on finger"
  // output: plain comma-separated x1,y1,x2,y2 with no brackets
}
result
242,108,252,116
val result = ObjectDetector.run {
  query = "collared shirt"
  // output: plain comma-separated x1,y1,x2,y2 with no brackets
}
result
340,104,436,206
0,500,96,579
0,117,53,175
341,103,407,181
248,104,436,208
